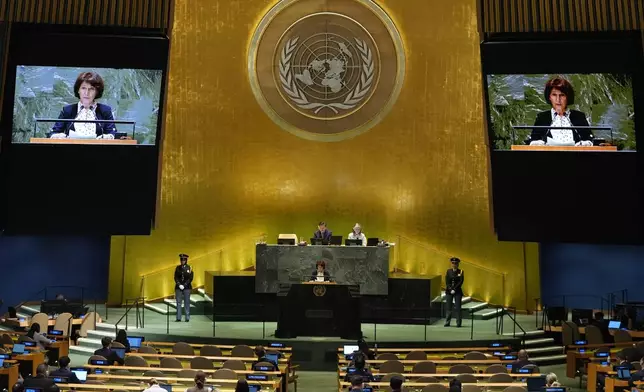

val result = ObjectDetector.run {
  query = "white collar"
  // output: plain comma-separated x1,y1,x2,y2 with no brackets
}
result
551,108,570,119
78,102,97,112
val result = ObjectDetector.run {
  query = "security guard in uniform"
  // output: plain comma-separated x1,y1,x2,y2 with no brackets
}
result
174,253,194,322
444,257,464,327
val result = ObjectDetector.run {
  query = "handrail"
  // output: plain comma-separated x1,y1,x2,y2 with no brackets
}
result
495,305,526,347
114,297,145,333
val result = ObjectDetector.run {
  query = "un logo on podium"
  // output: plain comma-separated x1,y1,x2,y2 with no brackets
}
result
313,285,327,297
248,0,405,142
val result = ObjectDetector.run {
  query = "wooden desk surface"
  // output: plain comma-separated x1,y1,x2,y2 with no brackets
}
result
88,374,281,387
14,351,45,376
605,377,629,392
84,364,282,375
548,326,644,338
4,318,83,328
337,359,509,365
338,381,526,390
57,384,256,392
0,365,20,389
145,342,292,352
337,372,541,378
337,346,510,353
30,138,138,145
511,145,618,151
128,352,288,363
301,281,337,285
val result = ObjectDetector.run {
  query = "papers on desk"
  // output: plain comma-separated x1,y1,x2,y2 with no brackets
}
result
546,137,575,146
67,131,96,139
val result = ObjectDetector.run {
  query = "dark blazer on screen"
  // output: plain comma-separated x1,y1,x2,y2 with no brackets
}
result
50,103,117,136
530,109,592,144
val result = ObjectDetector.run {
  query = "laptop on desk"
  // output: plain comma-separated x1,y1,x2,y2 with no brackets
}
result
617,367,632,380
112,348,126,360
127,336,144,349
12,343,25,355
310,238,329,245
71,367,88,383
527,376,547,392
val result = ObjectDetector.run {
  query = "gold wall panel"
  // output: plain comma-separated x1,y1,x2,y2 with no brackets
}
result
480,0,643,33
1,0,171,29
109,0,540,309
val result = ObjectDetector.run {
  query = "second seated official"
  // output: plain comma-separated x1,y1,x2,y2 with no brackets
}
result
313,221,333,242
530,77,593,146
348,223,367,246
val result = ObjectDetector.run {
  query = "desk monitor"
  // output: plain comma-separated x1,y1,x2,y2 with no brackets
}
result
600,361,610,366
347,367,357,374
0,354,9,359
344,345,359,355
362,388,374,392
90,359,109,365
345,239,362,246
329,236,342,245
49,377,67,383
269,342,284,348
277,238,295,245
159,384,172,392
12,343,25,354
50,330,63,336
127,336,144,349
94,369,104,374
70,367,88,382
310,238,328,246
489,342,503,348
265,353,279,364
0,359,4,368
248,385,261,392
542,388,566,392
24,389,43,392
366,238,379,246
247,374,268,381
255,365,272,371
594,351,610,358
527,376,547,392
609,320,622,329
112,347,126,359
574,340,587,345
513,367,533,374
617,367,631,380
23,341,36,347
503,355,517,360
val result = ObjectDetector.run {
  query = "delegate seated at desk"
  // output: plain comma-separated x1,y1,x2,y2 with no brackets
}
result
529,77,593,147
310,260,331,282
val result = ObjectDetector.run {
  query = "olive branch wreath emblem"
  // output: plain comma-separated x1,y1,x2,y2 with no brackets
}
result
279,36,374,114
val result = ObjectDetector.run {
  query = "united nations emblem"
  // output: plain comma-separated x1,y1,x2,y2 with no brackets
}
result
313,285,327,297
248,0,406,142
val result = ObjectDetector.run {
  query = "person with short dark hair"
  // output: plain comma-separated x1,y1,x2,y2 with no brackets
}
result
313,222,333,242
93,336,124,365
311,260,331,282
390,375,404,392
49,355,81,383
235,379,250,392
252,345,278,370
344,352,374,382
175,253,194,323
23,363,59,392
349,375,364,391
444,257,464,327
50,71,117,139
530,77,593,146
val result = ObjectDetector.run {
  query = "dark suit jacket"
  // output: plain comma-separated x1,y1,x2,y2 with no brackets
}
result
94,347,124,365
313,229,333,241
511,359,535,370
445,268,464,295
310,270,331,281
51,103,117,136
252,357,279,370
24,375,60,392
49,368,81,384
530,110,592,144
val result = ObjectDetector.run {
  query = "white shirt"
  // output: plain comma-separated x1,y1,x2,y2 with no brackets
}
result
348,232,367,246
548,108,575,145
74,102,98,137
316,272,325,282
143,385,168,392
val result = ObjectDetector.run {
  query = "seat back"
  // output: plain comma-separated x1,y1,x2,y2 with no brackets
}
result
405,351,428,360
124,355,148,367
111,341,125,349
231,345,255,358
224,360,248,371
562,321,579,346
416,377,439,384
160,357,183,369
381,373,405,382
53,312,73,337
456,374,478,383
31,313,49,334
379,360,405,374
464,351,488,360
449,364,475,374
521,364,540,373
190,356,214,370
177,369,198,379
585,325,604,345
488,373,514,383
138,346,157,354
614,329,633,344
412,361,437,374
485,364,508,374
17,335,34,343
377,352,399,360
88,355,107,364
200,345,223,357
0,334,13,345
422,385,449,392
212,368,237,380
173,342,195,356
112,370,132,376
143,370,165,378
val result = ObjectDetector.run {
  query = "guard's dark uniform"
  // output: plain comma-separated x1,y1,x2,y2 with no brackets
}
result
445,267,464,327
174,256,194,322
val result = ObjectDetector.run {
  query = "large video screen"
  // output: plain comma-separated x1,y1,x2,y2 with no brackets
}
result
487,73,635,151
12,66,163,145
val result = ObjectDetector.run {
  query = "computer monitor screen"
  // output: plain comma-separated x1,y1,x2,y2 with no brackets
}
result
255,366,271,371
247,374,268,381
527,376,547,392
344,345,359,355
24,388,43,392
159,384,172,392
23,341,36,347
90,359,108,365
362,388,374,392
489,342,503,347
50,330,63,336
0,359,4,367
485,73,635,151
112,348,126,359
595,351,610,358
265,353,279,364
269,342,284,348
609,320,622,329
50,377,67,383
617,367,631,379
71,367,88,382
12,343,25,354
12,66,163,145
127,336,144,349
277,238,295,245
345,239,362,246
542,388,566,392
248,385,261,392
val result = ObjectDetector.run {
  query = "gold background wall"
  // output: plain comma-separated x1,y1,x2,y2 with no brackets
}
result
108,0,541,309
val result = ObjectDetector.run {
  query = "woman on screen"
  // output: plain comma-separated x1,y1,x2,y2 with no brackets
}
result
529,77,593,146
50,71,117,139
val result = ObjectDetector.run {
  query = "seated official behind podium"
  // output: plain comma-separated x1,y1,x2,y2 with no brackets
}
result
348,223,367,246
530,77,593,147
310,260,331,282
50,71,117,140
313,221,332,242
